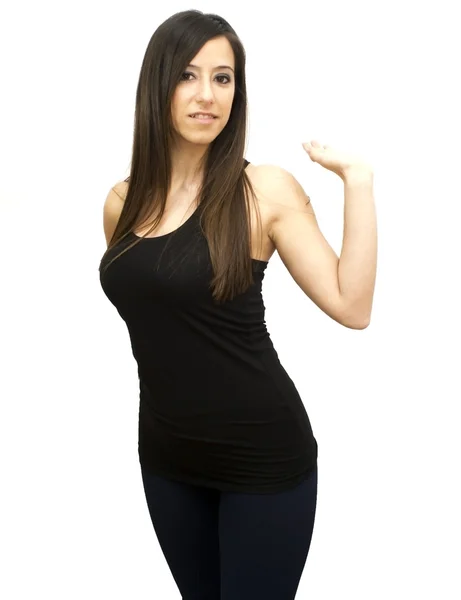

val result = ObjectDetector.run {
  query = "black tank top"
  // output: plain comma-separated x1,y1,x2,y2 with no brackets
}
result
99,160,318,493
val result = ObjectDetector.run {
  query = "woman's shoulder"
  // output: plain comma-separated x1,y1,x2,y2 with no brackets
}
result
111,179,129,202
103,180,129,246
245,162,289,221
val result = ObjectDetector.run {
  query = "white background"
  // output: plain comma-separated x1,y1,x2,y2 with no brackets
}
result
1,1,460,598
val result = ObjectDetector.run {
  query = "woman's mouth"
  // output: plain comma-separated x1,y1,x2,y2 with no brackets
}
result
189,114,217,123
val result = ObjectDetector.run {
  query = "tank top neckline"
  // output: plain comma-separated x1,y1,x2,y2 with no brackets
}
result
129,212,268,266
131,158,252,242
129,159,268,266
131,203,200,241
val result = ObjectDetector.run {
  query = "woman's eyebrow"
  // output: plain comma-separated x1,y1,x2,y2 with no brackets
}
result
188,64,234,73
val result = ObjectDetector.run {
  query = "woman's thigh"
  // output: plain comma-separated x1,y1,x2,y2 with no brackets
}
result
140,468,221,600
219,464,318,600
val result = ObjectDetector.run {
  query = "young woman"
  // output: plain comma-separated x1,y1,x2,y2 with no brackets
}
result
99,9,377,599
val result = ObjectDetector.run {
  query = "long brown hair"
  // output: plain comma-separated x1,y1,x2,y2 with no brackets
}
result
99,9,263,304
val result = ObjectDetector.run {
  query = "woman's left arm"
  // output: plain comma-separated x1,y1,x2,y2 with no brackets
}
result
338,168,377,328
262,154,377,329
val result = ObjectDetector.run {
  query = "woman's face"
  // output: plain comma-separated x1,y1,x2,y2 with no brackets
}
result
170,36,236,146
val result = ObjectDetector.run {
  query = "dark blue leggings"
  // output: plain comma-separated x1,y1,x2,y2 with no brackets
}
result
140,464,318,599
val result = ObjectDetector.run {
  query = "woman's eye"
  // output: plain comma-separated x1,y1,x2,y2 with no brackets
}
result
181,72,231,84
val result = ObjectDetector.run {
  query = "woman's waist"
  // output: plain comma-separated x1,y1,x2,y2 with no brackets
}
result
138,384,311,447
